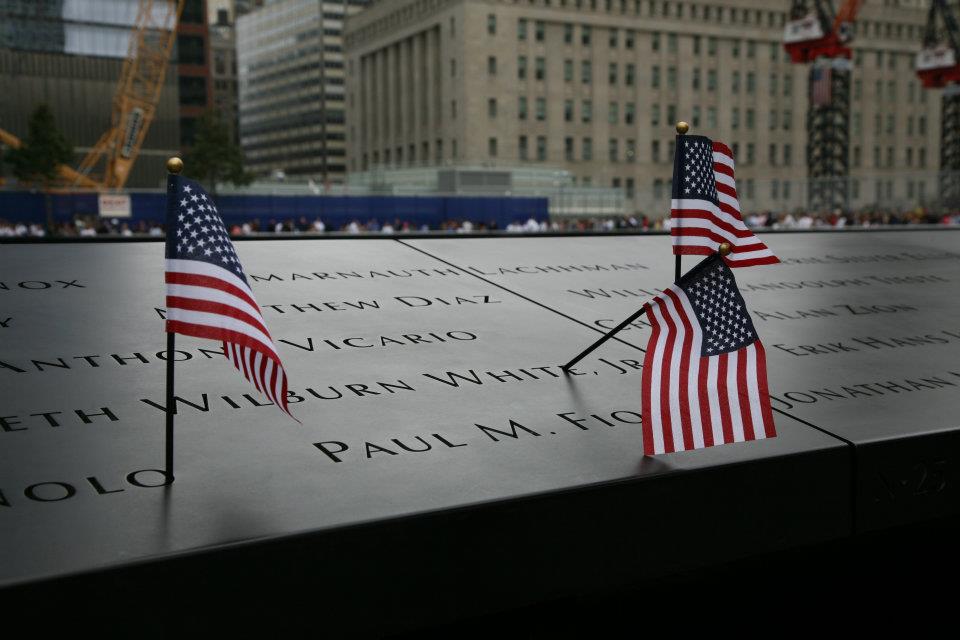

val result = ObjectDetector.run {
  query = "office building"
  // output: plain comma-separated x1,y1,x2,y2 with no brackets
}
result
211,7,240,145
344,0,939,215
237,0,370,183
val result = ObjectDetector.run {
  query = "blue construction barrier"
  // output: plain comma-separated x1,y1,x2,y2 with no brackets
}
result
0,191,549,230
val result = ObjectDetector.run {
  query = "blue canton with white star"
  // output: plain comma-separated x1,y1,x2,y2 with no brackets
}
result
166,176,247,285
679,255,757,356
671,134,718,202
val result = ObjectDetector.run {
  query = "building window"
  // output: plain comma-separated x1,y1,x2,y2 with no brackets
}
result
707,106,717,128
582,99,593,123
519,135,529,160
652,140,661,163
564,59,574,82
609,28,619,47
666,104,676,125
537,136,547,161
609,101,619,124
768,143,776,165
582,25,592,46
609,63,618,84
488,98,497,118
667,67,677,90
564,99,574,122
626,138,636,162
693,35,701,55
732,71,740,93
565,136,575,161
746,143,755,165
667,33,677,53
450,58,456,77
488,137,497,157
652,65,660,88
746,72,756,93
536,97,546,121
488,56,497,75
692,105,701,127
746,108,755,130
488,14,497,35
731,107,739,129
692,68,700,90
518,96,528,120
582,137,593,161
535,57,546,80
451,100,457,119
582,60,592,83
609,138,619,162
625,29,635,49
625,102,635,125
652,32,660,51
564,23,573,44
518,56,527,79
708,36,717,56
707,69,717,91
651,104,661,126
535,20,545,42
625,63,635,86
518,18,527,40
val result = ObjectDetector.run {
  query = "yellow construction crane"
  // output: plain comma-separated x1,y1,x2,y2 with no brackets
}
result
0,0,184,191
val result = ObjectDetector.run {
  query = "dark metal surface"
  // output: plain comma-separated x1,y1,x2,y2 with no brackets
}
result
0,237,850,616
6,231,958,628
409,231,960,531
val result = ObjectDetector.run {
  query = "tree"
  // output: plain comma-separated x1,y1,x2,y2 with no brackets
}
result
4,104,74,233
184,110,252,196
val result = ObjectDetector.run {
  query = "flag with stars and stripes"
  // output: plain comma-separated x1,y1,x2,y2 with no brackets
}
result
641,253,776,455
164,174,296,420
671,135,779,267
810,64,832,107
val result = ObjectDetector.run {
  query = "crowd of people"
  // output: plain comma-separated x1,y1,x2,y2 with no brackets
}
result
2,207,959,239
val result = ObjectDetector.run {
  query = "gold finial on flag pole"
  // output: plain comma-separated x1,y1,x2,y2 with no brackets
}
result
166,156,184,174
676,121,690,135
719,242,732,256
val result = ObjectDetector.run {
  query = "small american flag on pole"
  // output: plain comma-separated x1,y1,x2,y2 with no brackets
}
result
810,64,832,107
165,175,296,420
671,135,779,267
641,253,776,455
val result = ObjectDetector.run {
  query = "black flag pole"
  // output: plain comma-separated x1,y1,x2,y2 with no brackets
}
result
673,121,689,284
164,156,183,481
561,121,693,373
560,242,731,373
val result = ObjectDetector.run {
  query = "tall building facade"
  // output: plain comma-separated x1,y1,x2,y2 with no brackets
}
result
211,7,240,145
0,0,182,188
177,0,213,147
237,0,369,183
344,0,939,215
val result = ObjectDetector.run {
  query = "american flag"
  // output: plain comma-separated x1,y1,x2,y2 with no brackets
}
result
165,175,296,420
810,64,832,107
671,135,779,267
641,254,776,455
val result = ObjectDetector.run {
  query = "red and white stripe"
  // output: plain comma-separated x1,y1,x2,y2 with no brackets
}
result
640,285,776,455
165,258,296,420
671,142,780,268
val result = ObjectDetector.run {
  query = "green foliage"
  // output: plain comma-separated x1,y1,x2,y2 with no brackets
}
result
184,111,252,193
5,104,73,187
